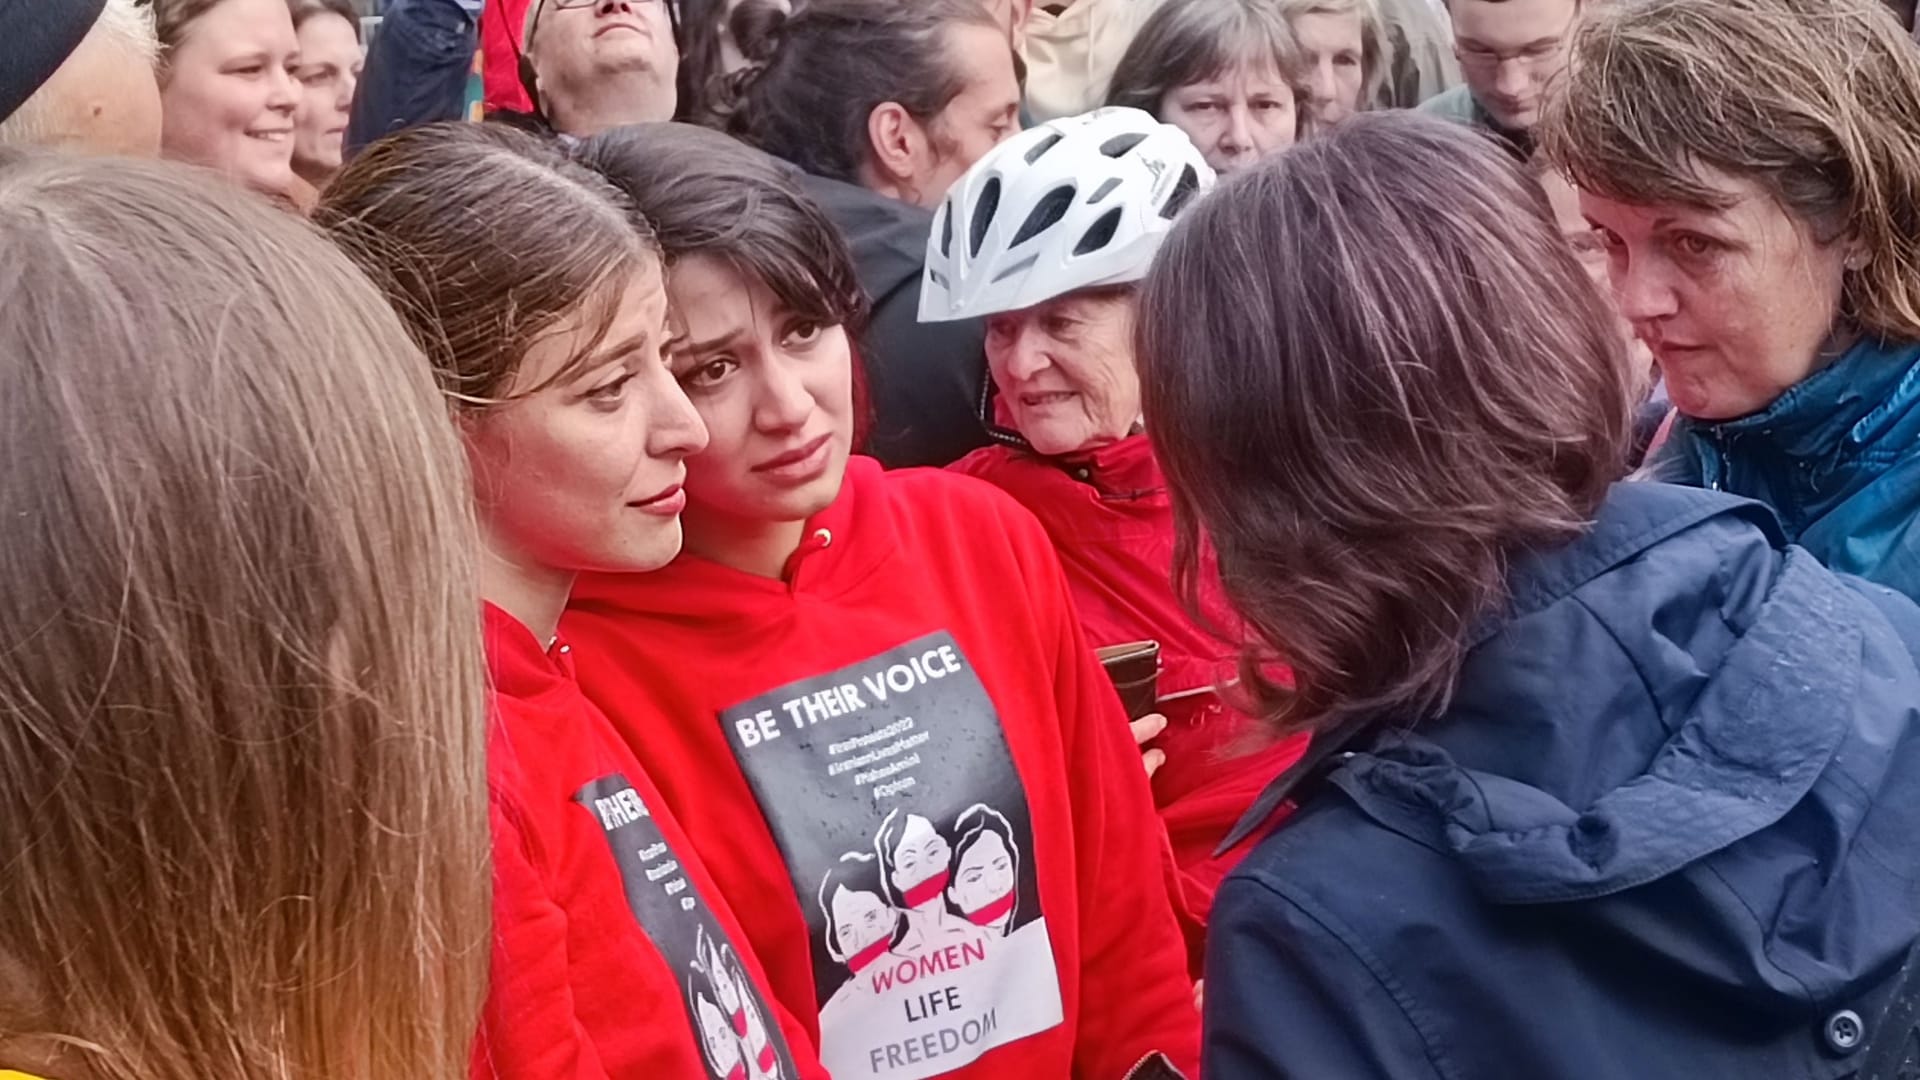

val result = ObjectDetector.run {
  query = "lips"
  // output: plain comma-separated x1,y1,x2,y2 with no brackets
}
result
595,20,647,36
1018,390,1076,408
753,433,831,474
246,129,292,142
629,482,686,516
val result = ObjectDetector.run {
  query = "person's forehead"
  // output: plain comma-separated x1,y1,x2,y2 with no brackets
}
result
1453,0,1578,42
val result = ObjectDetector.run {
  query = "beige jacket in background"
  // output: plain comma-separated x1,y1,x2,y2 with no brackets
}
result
1022,0,1168,123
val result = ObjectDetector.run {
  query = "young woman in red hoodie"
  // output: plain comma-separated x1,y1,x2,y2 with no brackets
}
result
567,122,1200,1080
317,122,826,1080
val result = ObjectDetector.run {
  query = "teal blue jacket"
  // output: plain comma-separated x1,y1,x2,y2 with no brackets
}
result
1657,335,1920,600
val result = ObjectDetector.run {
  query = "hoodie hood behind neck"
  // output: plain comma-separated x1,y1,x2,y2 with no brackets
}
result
1331,482,1920,1013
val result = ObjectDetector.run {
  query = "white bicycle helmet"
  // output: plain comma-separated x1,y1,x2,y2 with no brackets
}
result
919,107,1215,323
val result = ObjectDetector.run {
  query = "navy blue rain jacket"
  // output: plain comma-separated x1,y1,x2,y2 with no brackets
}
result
1204,482,1920,1080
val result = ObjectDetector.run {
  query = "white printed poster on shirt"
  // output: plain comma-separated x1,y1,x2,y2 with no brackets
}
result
575,773,801,1080
719,631,1065,1080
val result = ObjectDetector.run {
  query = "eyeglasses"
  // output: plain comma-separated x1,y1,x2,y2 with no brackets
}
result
526,0,676,50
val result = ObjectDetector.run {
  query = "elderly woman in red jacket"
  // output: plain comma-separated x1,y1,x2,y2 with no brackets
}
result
922,107,1307,956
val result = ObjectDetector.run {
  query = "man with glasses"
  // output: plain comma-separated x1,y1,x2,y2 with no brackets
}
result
513,0,677,137
1419,0,1578,158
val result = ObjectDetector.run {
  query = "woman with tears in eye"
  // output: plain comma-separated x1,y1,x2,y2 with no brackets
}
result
565,121,1199,1080
316,121,827,1080
1541,0,1920,599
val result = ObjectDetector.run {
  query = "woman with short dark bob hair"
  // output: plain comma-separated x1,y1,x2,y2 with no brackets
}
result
1143,111,1920,1079
1541,0,1920,600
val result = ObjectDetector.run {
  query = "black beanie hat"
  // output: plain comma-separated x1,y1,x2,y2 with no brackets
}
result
0,0,111,123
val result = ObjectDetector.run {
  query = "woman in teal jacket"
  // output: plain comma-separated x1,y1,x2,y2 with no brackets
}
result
1541,0,1920,599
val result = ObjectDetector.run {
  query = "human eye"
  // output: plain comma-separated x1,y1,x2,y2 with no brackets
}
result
1335,51,1362,68
784,320,824,348
676,356,739,390
583,371,636,406
1670,232,1724,260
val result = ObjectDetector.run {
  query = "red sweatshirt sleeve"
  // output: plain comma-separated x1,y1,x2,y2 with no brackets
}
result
473,796,614,1080
1034,536,1204,1078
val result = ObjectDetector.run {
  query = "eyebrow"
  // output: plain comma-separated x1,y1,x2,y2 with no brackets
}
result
673,326,745,356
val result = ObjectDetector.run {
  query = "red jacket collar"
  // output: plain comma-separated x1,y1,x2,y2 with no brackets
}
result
1057,434,1164,497
483,602,579,700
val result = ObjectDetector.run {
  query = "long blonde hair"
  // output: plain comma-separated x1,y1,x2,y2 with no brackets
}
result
0,151,489,1080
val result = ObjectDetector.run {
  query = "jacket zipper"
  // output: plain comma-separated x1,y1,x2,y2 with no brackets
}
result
1121,1050,1185,1080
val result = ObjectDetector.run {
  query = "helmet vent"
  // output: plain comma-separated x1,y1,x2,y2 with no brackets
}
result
1086,177,1122,205
1074,207,1123,256
969,178,1001,257
989,253,1040,284
1161,164,1202,220
1100,132,1148,158
1024,132,1065,164
1012,185,1077,247
938,205,953,257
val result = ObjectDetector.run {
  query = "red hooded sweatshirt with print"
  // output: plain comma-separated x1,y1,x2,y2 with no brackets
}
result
475,604,828,1080
561,458,1201,1080
950,437,1307,953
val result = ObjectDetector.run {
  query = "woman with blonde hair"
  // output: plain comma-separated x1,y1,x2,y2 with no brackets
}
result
1542,0,1920,599
150,0,301,198
1272,0,1386,126
0,151,488,1079
1142,112,1920,1079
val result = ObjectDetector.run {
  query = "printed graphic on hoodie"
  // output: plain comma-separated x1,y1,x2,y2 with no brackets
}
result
719,631,1066,1080
575,774,799,1080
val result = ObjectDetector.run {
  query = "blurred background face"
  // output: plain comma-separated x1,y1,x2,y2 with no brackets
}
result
291,12,361,184
1451,0,1579,131
665,254,855,530
465,268,708,577
529,0,679,118
985,289,1140,456
903,22,1022,209
1581,169,1851,421
1159,59,1299,174
159,0,300,194
1290,10,1364,126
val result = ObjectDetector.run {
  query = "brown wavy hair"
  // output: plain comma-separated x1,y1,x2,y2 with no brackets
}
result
1538,0,1920,341
315,122,661,410
1136,112,1635,735
0,151,487,1079
1107,0,1316,140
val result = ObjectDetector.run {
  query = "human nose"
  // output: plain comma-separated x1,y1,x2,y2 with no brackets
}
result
1493,57,1530,97
1310,60,1339,105
267,65,299,114
643,363,710,458
336,71,358,112
989,321,1049,385
1221,104,1254,153
753,352,815,433
1610,252,1680,326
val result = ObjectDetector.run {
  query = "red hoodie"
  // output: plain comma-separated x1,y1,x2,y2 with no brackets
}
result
949,437,1307,955
562,458,1201,1080
481,0,535,115
476,604,827,1080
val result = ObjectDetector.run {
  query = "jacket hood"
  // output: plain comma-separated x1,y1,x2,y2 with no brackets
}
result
794,171,934,305
1331,482,1920,1012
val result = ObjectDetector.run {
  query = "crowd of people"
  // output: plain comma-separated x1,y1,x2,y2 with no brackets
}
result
3,0,1920,1077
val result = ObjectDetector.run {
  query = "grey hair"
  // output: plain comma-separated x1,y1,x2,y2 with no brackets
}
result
0,0,158,147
